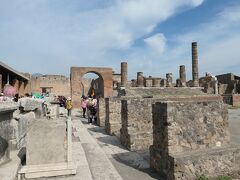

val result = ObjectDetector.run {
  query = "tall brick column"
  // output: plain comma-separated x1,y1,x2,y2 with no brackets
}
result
192,42,199,87
0,74,2,93
179,65,186,87
137,72,144,87
121,62,128,87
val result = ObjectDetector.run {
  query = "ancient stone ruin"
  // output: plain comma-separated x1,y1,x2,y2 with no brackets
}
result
150,96,240,179
1,41,240,179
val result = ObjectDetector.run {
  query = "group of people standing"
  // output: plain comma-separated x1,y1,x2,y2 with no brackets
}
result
62,95,98,124
81,95,98,124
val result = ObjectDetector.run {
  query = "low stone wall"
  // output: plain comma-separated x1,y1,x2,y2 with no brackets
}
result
119,96,221,151
105,97,122,137
150,97,240,179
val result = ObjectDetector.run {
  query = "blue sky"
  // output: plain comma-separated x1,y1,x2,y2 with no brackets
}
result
0,0,239,80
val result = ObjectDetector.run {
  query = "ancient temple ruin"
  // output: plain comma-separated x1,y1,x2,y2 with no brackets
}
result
1,41,240,179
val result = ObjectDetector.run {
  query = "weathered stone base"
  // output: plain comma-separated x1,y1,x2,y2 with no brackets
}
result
105,122,121,138
120,131,153,151
150,145,240,180
18,162,77,179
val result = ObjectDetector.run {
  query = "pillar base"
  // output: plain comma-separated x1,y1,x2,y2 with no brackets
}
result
18,162,77,179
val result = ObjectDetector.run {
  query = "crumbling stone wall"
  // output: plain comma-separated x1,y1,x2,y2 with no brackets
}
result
105,97,122,137
150,97,240,179
120,98,154,151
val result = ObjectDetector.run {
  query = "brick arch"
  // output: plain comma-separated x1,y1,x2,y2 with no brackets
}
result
70,67,113,108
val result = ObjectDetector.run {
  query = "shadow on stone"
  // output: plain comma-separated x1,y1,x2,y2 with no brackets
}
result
112,151,162,180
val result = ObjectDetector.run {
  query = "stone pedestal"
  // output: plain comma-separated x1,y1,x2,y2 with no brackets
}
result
18,118,76,179
150,97,240,179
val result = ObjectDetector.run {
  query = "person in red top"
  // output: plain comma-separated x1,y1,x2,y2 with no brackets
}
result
81,96,88,118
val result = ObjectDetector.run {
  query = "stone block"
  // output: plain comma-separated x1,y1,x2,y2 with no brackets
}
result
26,119,66,165
18,97,43,111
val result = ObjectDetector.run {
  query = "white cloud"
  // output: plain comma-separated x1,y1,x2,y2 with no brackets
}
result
0,0,204,76
144,34,167,54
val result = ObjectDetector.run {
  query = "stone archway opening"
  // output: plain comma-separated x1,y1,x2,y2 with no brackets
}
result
81,72,104,98
70,67,113,108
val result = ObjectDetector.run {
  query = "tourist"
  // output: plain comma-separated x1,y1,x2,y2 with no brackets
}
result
66,97,73,117
87,95,97,124
80,96,88,118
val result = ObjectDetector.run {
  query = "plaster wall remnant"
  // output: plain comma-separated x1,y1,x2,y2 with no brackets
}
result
137,72,144,87
179,65,186,87
121,62,128,87
192,42,199,87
